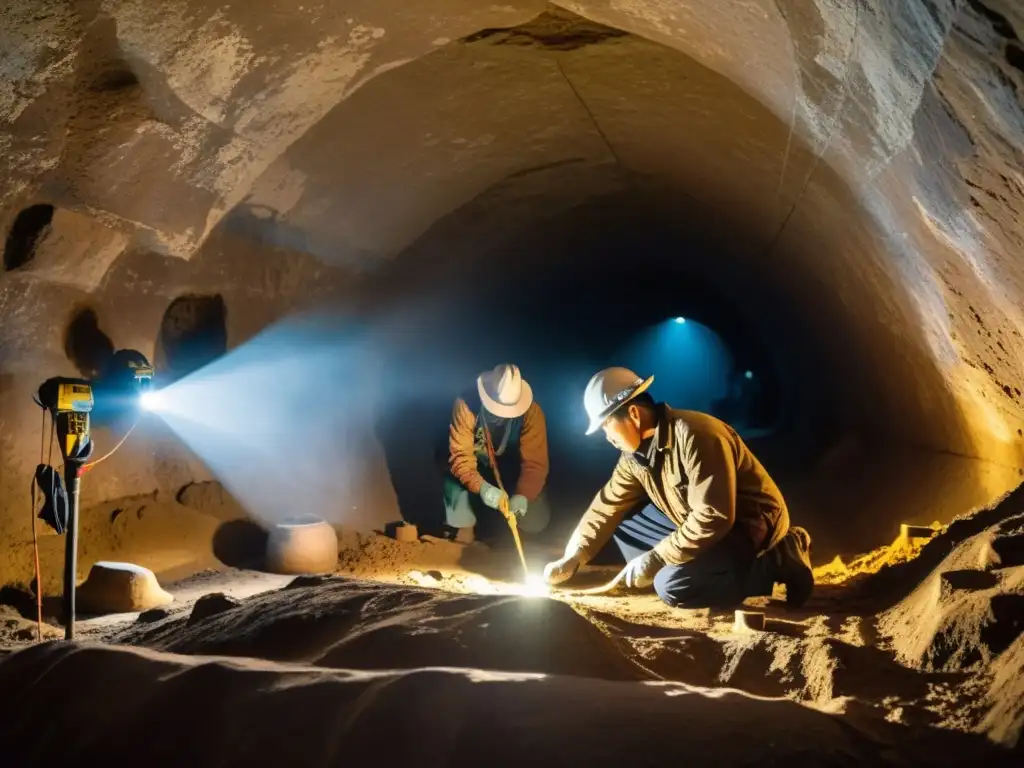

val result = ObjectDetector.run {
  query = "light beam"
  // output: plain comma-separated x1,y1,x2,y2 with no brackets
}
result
138,312,455,530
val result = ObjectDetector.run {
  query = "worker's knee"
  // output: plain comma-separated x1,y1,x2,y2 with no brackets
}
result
443,482,477,529
653,566,689,608
652,562,745,610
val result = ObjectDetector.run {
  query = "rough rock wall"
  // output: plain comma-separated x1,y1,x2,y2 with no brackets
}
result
3,0,1024,580
1,0,549,257
224,0,1024,464
0,228,349,586
552,0,1024,465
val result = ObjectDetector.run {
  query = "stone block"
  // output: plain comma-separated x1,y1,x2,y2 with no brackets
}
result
77,561,173,614
734,610,766,632
394,522,419,543
188,592,242,625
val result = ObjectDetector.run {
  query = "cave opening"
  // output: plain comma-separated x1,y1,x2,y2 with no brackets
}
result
64,307,116,380
2,204,54,272
364,187,852,556
156,294,229,382
346,149,1017,563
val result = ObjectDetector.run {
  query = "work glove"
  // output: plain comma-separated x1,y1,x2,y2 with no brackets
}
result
508,494,528,517
479,480,509,510
619,549,665,590
543,554,581,586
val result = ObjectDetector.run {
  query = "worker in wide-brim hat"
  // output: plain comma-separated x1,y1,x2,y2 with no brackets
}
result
543,367,815,609
443,363,551,544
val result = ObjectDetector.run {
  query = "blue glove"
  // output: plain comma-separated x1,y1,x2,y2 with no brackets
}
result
479,481,509,510
508,494,528,517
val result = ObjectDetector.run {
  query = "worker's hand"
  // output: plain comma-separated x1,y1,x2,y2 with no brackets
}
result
498,496,515,525
479,481,509,510
620,550,665,590
543,554,581,586
508,494,528,517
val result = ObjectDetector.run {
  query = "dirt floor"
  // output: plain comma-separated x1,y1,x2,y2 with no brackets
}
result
0,484,1022,765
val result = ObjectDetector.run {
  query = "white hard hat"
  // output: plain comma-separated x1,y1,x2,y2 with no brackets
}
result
478,363,533,419
583,367,654,435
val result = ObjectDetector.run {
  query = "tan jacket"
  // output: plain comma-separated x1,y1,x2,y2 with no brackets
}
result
566,405,788,566
448,397,549,501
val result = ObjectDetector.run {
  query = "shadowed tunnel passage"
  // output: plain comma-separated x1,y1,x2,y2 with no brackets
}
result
267,10,1020,560
359,178,1011,560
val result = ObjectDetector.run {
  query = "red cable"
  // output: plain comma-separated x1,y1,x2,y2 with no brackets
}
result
30,410,44,642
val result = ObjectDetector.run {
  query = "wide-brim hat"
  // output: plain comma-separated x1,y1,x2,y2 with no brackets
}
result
478,363,533,419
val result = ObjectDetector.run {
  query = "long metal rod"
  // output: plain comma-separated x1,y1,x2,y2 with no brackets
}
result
62,462,81,641
503,509,529,580
482,424,529,580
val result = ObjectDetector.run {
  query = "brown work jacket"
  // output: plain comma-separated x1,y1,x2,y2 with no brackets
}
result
566,405,789,566
448,397,549,501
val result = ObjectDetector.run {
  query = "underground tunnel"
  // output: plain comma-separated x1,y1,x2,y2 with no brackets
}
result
2,1,1024,764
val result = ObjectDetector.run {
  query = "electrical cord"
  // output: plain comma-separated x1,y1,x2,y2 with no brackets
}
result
81,418,139,473
28,410,45,642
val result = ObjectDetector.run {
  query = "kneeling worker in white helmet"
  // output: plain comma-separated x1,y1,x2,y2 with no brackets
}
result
444,363,551,544
543,367,814,608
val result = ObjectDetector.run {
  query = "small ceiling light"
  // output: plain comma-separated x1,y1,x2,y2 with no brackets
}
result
744,370,753,380
674,317,686,324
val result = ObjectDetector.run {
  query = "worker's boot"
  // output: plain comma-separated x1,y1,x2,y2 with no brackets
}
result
771,527,814,607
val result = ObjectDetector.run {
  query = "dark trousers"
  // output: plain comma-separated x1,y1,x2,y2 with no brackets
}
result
613,504,777,608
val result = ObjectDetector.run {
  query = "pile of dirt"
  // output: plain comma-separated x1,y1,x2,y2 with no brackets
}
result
547,487,1024,750
0,605,60,646
575,598,986,734
980,633,1024,748
335,529,450,576
3,482,1021,763
0,638,1003,767
877,512,1024,672
99,483,1024,754
848,485,1024,609
1,487,232,595
870,507,1024,749
105,566,1018,760
334,529,509,581
116,576,645,682
814,522,944,586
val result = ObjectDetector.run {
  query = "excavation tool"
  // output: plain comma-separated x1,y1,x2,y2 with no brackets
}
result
32,354,154,640
482,423,529,581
